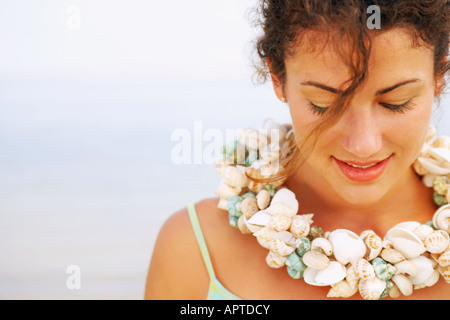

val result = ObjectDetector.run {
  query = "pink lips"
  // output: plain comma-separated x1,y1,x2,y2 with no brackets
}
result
333,156,392,182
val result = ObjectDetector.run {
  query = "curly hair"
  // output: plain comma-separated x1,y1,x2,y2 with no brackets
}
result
249,0,449,183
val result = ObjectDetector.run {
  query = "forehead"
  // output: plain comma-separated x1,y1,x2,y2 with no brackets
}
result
285,28,434,87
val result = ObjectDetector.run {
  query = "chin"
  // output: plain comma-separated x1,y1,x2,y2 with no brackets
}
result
331,182,390,207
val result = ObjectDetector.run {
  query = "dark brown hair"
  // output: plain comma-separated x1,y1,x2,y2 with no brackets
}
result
249,0,449,182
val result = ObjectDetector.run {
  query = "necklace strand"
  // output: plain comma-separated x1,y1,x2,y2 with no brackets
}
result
215,119,450,300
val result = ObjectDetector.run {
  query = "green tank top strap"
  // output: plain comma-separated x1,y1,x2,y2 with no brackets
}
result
187,202,216,281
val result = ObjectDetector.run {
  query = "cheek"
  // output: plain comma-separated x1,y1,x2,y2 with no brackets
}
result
287,101,319,143
393,96,433,159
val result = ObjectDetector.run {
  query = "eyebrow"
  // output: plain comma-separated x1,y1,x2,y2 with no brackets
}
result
375,79,421,96
300,78,422,96
300,81,341,94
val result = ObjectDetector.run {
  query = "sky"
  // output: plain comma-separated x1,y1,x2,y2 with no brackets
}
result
0,0,258,82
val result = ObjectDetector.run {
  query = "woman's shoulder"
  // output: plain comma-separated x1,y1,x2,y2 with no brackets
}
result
144,197,230,299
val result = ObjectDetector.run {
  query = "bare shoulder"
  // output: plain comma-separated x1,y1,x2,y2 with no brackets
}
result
144,198,226,300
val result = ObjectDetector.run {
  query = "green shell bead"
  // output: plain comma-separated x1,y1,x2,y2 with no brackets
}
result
380,280,393,299
228,213,239,228
286,252,307,272
307,225,324,241
221,140,238,163
241,192,256,199
264,184,277,197
372,257,396,281
433,176,449,196
245,149,259,166
227,195,243,217
433,192,448,207
295,237,311,257
286,266,304,279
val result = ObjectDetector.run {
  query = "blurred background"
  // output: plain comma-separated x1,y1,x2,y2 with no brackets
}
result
0,0,448,299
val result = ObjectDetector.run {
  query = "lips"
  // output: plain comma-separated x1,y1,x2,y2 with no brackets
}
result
333,156,392,182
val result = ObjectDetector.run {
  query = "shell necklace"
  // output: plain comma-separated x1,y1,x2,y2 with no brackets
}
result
215,119,450,300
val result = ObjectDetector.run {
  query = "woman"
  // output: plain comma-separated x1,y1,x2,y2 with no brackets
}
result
145,0,450,299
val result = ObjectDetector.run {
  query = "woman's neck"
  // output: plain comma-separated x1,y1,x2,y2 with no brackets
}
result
284,165,437,236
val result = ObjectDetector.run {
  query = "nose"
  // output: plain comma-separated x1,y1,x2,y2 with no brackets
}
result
339,107,383,159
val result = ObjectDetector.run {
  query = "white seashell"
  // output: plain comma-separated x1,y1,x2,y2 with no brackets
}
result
431,135,450,149
413,160,428,176
256,236,272,249
428,147,450,163
304,261,347,286
394,260,419,278
311,237,333,256
259,143,281,163
384,226,426,259
362,231,383,261
268,214,292,232
222,165,248,188
237,215,252,234
266,188,299,217
426,125,437,143
259,162,283,178
274,230,297,246
269,239,295,256
329,229,366,265
446,187,450,204
423,230,449,254
215,182,241,200
433,203,450,232
247,210,272,228
391,221,421,233
437,247,450,267
408,256,436,285
380,248,405,264
438,265,450,283
290,215,311,238
391,274,413,296
413,224,434,242
256,189,271,210
388,284,402,299
262,118,288,144
266,251,287,268
358,276,386,300
240,197,259,219
345,264,359,289
423,269,440,287
237,128,269,150
302,249,330,270
423,173,438,187
327,280,358,298
354,258,375,280
253,226,277,241
416,156,450,175
217,198,228,210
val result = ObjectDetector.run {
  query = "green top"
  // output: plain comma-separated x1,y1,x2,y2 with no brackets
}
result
187,202,241,300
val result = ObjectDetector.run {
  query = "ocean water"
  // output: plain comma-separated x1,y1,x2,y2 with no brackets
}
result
0,77,449,299
0,77,290,299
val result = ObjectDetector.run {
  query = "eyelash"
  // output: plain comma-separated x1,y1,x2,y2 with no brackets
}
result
308,100,414,116
308,102,328,116
379,100,414,114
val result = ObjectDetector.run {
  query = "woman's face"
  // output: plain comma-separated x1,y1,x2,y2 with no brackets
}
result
273,28,438,205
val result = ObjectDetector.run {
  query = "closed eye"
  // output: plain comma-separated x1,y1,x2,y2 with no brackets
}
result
379,99,414,114
308,101,328,116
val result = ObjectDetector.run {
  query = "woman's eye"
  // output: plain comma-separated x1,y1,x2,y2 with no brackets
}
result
308,101,329,115
380,100,414,114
